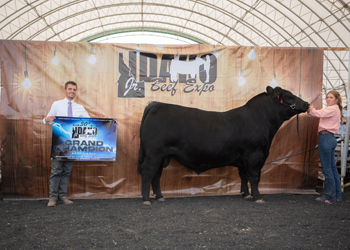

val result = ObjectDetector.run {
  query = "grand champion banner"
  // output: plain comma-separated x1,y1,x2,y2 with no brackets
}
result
51,117,117,161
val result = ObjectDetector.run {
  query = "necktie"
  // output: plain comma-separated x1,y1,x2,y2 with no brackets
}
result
68,101,73,117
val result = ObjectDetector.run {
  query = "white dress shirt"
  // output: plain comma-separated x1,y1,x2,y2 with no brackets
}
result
43,98,90,125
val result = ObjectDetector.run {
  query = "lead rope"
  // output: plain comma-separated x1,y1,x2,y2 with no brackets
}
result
297,113,300,135
264,138,343,165
264,146,318,165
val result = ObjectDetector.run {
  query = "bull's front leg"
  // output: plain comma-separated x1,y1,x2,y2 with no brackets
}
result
244,152,265,203
249,168,265,203
238,167,251,199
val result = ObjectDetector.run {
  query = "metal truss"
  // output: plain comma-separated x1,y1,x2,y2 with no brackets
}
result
0,0,349,103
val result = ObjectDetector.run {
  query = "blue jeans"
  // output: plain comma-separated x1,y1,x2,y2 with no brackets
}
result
318,134,342,202
49,160,74,201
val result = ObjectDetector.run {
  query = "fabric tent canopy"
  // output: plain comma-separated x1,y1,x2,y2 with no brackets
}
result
0,0,349,104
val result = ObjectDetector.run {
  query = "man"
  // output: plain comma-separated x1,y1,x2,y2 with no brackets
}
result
43,81,90,207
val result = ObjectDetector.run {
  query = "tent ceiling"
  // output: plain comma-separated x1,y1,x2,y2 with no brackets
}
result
0,0,350,104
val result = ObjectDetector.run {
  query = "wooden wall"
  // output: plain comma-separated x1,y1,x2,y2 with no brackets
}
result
0,40,323,199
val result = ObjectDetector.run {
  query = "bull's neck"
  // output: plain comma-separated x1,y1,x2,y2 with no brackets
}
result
246,94,291,137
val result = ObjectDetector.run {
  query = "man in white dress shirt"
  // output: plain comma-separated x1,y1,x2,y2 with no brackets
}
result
43,81,90,207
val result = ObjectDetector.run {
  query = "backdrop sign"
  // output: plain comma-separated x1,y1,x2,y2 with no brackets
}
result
51,117,117,161
0,40,323,200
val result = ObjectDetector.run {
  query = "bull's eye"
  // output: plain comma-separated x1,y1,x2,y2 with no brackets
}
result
284,96,293,103
280,99,283,104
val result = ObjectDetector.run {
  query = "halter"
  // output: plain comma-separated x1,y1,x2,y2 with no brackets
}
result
278,94,302,135
278,95,299,110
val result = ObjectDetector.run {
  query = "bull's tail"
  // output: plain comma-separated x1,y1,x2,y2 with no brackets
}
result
137,102,157,174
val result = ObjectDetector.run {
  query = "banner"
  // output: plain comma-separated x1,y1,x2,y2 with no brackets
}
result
0,40,323,199
51,117,117,161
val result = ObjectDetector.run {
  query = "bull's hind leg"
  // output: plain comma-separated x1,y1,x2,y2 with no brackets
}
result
238,167,251,199
151,166,164,201
151,156,170,202
140,157,163,205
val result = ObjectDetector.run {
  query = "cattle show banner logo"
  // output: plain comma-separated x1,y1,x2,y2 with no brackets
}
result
118,52,146,98
51,117,117,161
117,51,218,97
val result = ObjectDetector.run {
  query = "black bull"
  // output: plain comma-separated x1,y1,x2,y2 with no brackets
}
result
137,86,310,204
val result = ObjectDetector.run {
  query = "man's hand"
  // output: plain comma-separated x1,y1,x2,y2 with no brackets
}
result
45,116,56,123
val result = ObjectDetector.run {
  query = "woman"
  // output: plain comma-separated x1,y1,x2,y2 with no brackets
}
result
308,90,343,204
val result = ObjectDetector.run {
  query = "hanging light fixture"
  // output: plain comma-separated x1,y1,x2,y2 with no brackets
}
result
52,42,59,65
248,46,256,60
88,43,96,64
136,44,141,56
213,44,218,58
238,46,245,86
271,47,277,88
196,44,202,60
175,45,180,58
22,41,31,89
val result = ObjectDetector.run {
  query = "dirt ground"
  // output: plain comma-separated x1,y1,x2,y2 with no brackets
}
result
0,183,349,250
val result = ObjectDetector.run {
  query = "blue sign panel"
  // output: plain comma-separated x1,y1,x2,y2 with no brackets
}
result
51,117,117,161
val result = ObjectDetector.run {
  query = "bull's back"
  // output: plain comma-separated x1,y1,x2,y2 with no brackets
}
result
141,102,250,154
141,102,232,140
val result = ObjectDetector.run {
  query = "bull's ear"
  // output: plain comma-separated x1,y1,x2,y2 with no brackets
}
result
274,86,282,92
267,86,280,103
274,87,283,96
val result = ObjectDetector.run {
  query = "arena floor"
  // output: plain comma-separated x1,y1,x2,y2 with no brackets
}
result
0,184,349,250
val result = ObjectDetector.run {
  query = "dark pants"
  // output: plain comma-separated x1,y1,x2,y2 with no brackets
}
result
49,160,74,201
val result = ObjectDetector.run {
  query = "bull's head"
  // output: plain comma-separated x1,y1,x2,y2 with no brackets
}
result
266,86,310,115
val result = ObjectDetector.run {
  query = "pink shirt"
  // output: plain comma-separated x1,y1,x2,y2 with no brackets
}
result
308,105,341,134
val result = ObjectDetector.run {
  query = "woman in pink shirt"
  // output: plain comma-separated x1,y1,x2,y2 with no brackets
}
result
308,90,343,204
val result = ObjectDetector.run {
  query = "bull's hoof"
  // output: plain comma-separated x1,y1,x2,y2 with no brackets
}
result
143,201,152,205
243,195,253,199
157,197,166,202
255,199,265,203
